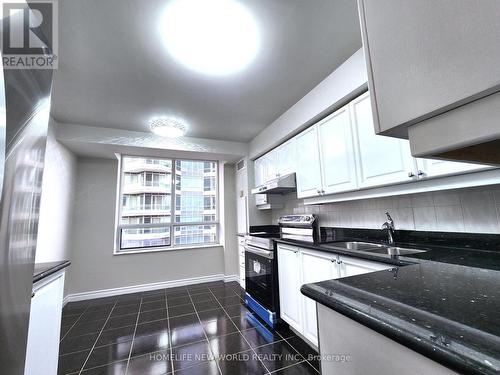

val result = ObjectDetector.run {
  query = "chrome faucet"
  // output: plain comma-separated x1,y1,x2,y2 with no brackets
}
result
382,211,395,245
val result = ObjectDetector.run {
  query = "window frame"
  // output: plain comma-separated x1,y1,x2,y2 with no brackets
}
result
115,155,219,254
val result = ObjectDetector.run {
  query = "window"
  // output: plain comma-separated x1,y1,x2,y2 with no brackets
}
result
116,156,218,253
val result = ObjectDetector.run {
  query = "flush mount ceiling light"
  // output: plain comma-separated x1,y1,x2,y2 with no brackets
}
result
149,117,187,138
159,0,260,76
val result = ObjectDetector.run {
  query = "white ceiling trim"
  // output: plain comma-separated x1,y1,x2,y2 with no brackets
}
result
56,121,248,162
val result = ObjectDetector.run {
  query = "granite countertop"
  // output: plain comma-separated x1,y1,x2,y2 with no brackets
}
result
275,237,500,270
33,260,71,283
284,228,500,375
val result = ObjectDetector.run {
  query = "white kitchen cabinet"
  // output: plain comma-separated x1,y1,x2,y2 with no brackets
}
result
351,92,417,188
254,140,296,188
262,151,278,183
339,255,393,278
277,244,393,349
277,244,303,332
415,158,488,180
25,270,65,375
254,157,265,187
295,126,323,198
238,236,246,288
358,0,500,136
236,163,248,235
318,105,358,194
300,249,340,347
276,139,296,177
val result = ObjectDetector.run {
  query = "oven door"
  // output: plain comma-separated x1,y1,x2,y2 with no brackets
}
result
244,244,276,312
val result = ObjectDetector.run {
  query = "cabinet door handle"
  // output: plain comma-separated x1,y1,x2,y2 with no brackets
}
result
321,189,325,194
31,291,35,298
417,170,425,176
316,189,321,194
408,171,415,178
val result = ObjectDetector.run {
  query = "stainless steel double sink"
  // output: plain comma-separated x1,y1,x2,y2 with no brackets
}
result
322,241,428,256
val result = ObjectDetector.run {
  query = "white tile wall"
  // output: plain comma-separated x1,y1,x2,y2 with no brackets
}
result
271,185,500,234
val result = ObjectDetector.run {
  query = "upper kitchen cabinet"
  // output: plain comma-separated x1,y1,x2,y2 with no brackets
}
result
296,126,323,198
253,139,296,188
318,105,358,195
254,157,265,187
351,92,416,188
415,158,488,179
276,138,296,178
262,151,278,183
358,0,500,164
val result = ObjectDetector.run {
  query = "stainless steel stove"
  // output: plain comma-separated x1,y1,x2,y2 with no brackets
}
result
244,226,280,328
244,215,318,329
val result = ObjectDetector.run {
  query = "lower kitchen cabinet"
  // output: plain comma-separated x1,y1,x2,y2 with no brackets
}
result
339,254,393,277
238,236,246,288
25,270,65,375
300,249,340,346
277,244,393,348
277,244,303,332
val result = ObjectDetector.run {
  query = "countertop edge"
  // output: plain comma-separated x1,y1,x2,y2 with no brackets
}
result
274,238,413,266
301,282,494,375
33,260,71,283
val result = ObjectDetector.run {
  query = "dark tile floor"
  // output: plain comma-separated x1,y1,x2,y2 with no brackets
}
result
59,281,320,374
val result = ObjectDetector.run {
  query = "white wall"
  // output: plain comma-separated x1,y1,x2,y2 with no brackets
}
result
66,157,230,295
249,48,368,159
271,186,500,234
35,118,77,263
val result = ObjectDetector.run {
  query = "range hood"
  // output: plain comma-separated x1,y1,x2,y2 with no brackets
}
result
251,173,296,195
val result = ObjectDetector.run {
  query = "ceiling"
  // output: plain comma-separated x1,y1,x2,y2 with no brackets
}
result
51,0,362,143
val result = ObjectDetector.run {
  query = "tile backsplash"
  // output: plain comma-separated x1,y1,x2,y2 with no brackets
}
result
271,185,500,234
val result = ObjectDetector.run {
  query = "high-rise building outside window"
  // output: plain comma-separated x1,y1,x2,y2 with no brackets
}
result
116,156,218,253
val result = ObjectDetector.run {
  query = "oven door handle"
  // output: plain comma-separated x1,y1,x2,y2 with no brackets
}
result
244,245,274,259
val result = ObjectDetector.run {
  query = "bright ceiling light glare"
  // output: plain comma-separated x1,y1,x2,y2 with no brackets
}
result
160,0,260,76
149,117,187,138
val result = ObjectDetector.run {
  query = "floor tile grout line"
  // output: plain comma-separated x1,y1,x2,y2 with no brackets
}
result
165,289,175,375
123,297,143,375
77,301,118,375
267,359,309,374
232,282,320,373
186,287,224,375
60,303,93,342
206,286,272,374
62,283,299,374
282,337,320,374
224,284,317,374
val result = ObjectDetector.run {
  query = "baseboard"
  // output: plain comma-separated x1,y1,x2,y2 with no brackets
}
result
65,273,240,303
223,274,240,283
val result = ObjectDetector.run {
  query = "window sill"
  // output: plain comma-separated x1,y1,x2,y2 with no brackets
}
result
113,243,222,256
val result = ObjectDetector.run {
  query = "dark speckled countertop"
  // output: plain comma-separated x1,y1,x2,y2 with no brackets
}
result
33,260,70,283
289,228,500,375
